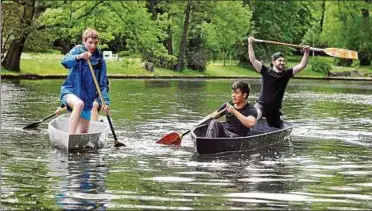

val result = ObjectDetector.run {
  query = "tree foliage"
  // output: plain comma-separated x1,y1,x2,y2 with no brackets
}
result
320,1,372,66
201,1,252,66
2,0,371,72
238,1,313,65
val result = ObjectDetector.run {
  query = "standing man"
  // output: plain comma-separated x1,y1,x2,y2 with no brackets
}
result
205,80,257,138
248,36,310,128
58,28,110,134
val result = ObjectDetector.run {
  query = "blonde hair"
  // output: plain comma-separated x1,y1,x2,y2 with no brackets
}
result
82,28,99,41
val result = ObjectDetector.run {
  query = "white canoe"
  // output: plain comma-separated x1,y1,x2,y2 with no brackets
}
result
48,113,110,151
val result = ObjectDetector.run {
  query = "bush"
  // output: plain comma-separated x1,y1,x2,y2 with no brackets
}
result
117,51,130,57
142,50,177,69
334,58,353,67
186,47,209,72
311,59,332,76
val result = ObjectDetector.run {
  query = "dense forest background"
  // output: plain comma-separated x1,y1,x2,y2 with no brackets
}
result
2,0,371,72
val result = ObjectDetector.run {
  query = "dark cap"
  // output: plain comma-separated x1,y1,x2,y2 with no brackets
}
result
271,52,284,61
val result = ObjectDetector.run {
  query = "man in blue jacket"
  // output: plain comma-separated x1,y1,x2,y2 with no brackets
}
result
58,28,110,134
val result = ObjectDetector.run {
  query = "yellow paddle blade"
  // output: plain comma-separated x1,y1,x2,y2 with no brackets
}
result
323,48,358,60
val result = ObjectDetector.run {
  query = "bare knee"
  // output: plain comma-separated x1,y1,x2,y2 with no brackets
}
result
92,101,100,111
74,100,84,111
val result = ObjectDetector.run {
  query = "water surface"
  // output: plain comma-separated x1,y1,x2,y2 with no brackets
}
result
2,79,372,210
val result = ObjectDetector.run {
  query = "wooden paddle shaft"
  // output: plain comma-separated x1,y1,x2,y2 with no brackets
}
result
87,59,124,146
87,60,106,108
254,39,322,52
185,107,228,136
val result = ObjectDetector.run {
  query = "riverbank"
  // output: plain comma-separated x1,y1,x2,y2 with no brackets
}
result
3,73,372,81
1,52,372,80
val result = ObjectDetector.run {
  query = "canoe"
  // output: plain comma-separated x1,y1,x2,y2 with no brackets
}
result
48,113,110,151
191,119,294,154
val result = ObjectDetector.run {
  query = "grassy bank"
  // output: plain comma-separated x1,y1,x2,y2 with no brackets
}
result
1,53,371,78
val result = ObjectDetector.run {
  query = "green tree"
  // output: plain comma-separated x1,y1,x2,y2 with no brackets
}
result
320,0,372,66
201,1,252,66
1,0,51,72
34,1,174,68
38,1,116,52
238,1,313,66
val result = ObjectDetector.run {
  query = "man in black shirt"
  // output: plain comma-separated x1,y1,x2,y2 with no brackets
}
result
205,80,257,138
248,36,310,128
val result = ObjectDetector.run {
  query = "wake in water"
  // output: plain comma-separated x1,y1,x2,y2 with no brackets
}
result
292,118,372,147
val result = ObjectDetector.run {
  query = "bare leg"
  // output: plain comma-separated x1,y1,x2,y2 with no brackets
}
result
91,101,100,121
77,118,90,134
66,94,84,134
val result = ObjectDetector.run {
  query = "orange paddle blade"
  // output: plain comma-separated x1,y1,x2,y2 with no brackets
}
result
156,132,182,145
323,48,358,60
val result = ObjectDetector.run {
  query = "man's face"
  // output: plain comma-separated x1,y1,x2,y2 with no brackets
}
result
231,88,247,104
84,37,99,53
272,57,285,71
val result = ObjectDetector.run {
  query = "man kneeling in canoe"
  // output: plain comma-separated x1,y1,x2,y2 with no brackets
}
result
205,80,257,138
56,28,110,134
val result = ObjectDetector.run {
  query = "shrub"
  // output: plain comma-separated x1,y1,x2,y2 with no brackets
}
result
334,58,353,67
311,59,332,76
186,47,209,72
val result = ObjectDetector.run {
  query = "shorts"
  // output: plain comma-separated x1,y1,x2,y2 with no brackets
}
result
80,110,91,121
61,94,91,121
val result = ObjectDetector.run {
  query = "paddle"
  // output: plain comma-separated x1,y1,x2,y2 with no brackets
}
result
156,108,227,146
87,59,126,147
23,106,66,129
254,38,359,60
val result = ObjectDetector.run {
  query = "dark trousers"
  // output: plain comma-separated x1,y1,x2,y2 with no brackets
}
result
264,108,283,128
255,102,283,129
206,120,239,138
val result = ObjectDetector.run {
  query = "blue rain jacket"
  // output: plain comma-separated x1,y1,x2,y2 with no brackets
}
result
60,45,110,112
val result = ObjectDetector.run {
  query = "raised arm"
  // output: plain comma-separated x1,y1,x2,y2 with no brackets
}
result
292,46,310,75
248,36,263,72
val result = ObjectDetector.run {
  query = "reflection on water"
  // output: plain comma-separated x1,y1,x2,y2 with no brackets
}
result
49,151,109,210
2,79,372,210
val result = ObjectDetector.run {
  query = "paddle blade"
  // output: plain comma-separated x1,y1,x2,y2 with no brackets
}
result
323,48,358,60
156,132,182,145
23,121,42,130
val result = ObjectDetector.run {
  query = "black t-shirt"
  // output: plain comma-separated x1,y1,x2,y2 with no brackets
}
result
217,102,258,136
257,65,293,109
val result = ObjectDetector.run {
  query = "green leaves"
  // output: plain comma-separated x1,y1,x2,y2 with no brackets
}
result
320,1,372,65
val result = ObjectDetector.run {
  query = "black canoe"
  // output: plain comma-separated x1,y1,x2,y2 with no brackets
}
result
190,119,294,154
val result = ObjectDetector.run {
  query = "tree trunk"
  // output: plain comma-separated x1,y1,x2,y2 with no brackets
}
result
319,0,326,32
55,39,72,54
1,38,26,72
360,7,371,65
1,0,39,72
175,3,192,71
222,49,226,66
166,23,173,55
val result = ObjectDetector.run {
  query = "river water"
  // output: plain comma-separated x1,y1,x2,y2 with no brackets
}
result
1,78,372,210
